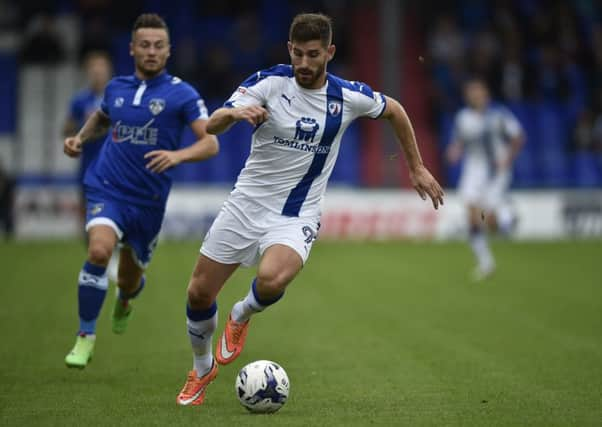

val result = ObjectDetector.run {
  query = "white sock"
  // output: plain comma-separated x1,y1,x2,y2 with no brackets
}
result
186,304,217,376
106,247,120,283
231,279,284,323
469,229,494,270
231,298,263,323
497,205,516,235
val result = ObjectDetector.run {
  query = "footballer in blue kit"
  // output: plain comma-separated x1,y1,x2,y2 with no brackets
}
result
63,14,219,369
64,52,113,188
63,51,121,281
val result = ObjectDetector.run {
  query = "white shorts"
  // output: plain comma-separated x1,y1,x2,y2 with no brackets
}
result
200,192,320,267
458,157,511,211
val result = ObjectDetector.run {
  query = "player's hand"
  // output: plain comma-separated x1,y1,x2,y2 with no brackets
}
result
409,165,445,210
63,136,83,158
144,150,183,173
231,106,269,126
497,155,512,172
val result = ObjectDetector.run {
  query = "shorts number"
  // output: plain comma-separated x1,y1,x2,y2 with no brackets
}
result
302,226,317,244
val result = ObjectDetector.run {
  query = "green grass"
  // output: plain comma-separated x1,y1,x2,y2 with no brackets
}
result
1,239,601,426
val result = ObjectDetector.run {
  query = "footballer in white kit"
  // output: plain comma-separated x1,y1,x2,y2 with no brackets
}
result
447,77,524,280
200,64,386,266
453,102,523,213
176,12,444,407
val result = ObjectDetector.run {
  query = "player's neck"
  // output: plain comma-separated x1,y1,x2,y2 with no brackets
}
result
296,73,327,90
91,83,105,95
134,68,166,81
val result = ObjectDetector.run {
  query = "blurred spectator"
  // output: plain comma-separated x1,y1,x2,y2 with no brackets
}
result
197,44,236,102
77,16,112,61
19,14,66,65
0,163,15,239
499,35,524,101
593,113,602,152
573,109,596,151
429,14,464,66
0,0,19,29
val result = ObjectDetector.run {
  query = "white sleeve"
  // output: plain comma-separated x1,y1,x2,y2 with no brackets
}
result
347,81,387,119
224,74,272,108
501,109,523,139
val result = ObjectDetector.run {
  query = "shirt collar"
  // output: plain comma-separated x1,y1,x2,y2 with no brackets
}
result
132,71,171,86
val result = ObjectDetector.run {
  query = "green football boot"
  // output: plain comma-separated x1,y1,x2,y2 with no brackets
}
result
65,334,95,369
112,299,133,334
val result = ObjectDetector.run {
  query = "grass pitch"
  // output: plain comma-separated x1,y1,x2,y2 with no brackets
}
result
1,239,601,426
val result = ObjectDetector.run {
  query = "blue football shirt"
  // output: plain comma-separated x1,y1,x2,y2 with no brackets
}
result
69,89,105,180
85,72,208,208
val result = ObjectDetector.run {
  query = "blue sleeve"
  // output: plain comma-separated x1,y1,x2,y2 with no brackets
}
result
180,84,209,124
69,96,83,122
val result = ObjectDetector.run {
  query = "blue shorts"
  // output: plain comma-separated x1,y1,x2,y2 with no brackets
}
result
85,191,165,268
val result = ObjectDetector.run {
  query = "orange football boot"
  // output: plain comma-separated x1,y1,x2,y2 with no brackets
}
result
216,314,250,365
176,361,218,406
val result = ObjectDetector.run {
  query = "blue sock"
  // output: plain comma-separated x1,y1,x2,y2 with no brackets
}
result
231,278,284,323
118,276,146,303
78,261,109,335
251,278,284,306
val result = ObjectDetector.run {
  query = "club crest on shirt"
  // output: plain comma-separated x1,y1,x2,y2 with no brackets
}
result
90,203,104,215
294,117,320,142
114,97,124,107
328,101,342,117
149,98,166,115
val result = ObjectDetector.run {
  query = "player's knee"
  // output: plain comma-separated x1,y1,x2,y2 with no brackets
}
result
186,282,215,309
256,269,290,294
87,243,112,266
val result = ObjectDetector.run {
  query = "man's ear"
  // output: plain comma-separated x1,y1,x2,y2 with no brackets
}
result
327,44,336,61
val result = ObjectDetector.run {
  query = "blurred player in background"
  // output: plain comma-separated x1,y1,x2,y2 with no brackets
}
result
62,13,219,369
63,51,120,281
446,77,524,281
176,12,444,406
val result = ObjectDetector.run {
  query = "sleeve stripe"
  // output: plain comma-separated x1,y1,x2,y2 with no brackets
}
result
373,94,387,119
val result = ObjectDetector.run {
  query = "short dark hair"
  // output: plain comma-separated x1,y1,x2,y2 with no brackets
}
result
81,50,111,67
132,13,169,38
289,13,333,47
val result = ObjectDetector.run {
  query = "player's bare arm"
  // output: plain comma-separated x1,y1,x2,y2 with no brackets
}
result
62,117,78,138
63,110,111,158
498,134,525,171
380,95,445,209
206,106,269,135
446,139,464,165
144,119,219,173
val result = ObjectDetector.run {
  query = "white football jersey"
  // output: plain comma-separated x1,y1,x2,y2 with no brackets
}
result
452,105,523,166
225,65,386,218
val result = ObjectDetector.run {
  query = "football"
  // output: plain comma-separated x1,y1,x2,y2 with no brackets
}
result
235,360,290,413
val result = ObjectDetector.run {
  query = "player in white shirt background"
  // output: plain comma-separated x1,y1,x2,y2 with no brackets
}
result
446,77,525,281
176,12,445,406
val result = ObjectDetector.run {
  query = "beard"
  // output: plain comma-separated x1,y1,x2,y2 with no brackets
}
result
137,58,165,78
293,62,326,88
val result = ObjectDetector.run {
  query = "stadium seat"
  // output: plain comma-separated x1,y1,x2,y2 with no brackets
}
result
534,103,571,187
571,151,600,188
0,53,17,133
508,102,539,187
